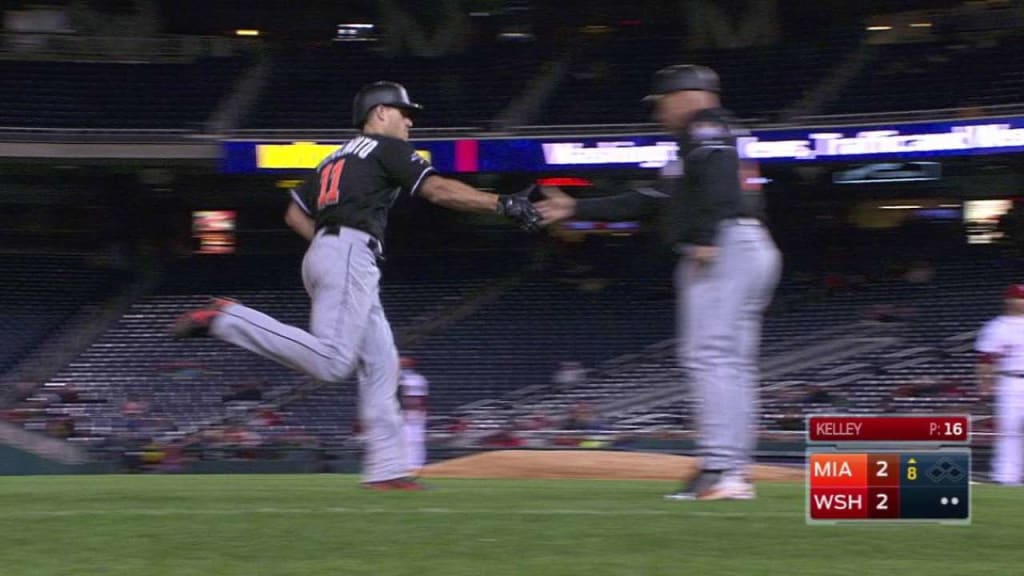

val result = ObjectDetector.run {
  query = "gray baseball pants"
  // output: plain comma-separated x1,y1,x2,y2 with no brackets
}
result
210,227,405,483
677,219,781,474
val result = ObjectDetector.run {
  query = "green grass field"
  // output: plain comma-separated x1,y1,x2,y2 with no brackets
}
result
1,475,1021,576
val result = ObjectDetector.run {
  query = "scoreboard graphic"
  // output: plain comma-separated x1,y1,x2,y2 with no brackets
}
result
806,415,971,524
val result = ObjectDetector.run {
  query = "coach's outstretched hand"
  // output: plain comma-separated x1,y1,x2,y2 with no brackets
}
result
534,186,576,225
497,185,542,232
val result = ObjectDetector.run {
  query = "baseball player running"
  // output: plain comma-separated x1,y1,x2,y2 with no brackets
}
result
172,81,540,490
536,65,781,500
976,284,1024,485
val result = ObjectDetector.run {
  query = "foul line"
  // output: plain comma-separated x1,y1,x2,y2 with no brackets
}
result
0,507,794,519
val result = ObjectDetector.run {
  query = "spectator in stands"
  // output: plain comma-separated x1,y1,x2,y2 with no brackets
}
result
224,424,262,460
777,411,803,432
940,379,968,398
904,259,935,284
54,383,80,404
4,381,38,405
35,386,62,407
481,426,524,448
255,407,284,427
551,361,587,392
157,438,188,473
802,384,832,404
822,272,847,295
564,402,604,433
196,427,229,460
120,397,148,433
45,415,74,439
222,381,264,402
523,410,553,431
865,304,907,323
898,377,968,399
442,415,474,448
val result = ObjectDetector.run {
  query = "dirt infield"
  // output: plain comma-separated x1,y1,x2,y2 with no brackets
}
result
422,450,804,482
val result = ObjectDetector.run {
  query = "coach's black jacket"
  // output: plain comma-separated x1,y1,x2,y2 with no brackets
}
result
573,107,764,248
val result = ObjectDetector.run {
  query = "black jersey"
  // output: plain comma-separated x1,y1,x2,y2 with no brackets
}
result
290,134,436,241
667,106,762,246
573,107,764,247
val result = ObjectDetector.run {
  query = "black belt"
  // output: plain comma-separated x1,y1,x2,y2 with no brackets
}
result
320,225,384,260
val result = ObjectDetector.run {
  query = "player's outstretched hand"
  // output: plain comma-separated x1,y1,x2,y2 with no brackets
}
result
497,185,542,232
534,186,576,225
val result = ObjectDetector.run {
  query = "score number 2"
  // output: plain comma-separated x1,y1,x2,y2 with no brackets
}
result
875,461,890,508
318,159,346,209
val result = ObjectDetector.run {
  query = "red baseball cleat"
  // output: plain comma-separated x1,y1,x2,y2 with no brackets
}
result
170,297,238,339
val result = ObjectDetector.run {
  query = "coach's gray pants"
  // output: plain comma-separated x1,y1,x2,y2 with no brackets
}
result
210,227,405,483
677,219,781,473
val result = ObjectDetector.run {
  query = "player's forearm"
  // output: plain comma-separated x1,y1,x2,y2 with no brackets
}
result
284,203,316,241
420,176,500,213
291,220,315,241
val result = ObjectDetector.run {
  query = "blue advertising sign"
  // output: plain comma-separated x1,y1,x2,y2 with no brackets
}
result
222,116,1024,174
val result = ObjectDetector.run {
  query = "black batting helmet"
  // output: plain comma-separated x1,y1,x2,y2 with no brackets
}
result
642,64,720,103
352,81,423,127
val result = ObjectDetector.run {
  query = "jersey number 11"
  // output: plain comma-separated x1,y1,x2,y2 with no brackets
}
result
317,159,346,209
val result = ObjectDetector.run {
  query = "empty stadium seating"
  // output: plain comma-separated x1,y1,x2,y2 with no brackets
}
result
0,254,122,375
0,56,250,129
244,42,548,130
535,32,861,125
4,30,1022,131
827,34,1024,114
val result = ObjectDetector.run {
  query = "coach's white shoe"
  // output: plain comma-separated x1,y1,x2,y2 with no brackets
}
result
664,470,756,501
696,477,757,501
664,469,718,501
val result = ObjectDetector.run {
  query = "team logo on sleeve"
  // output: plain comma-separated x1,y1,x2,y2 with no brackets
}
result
661,158,684,177
411,150,431,165
690,121,729,142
